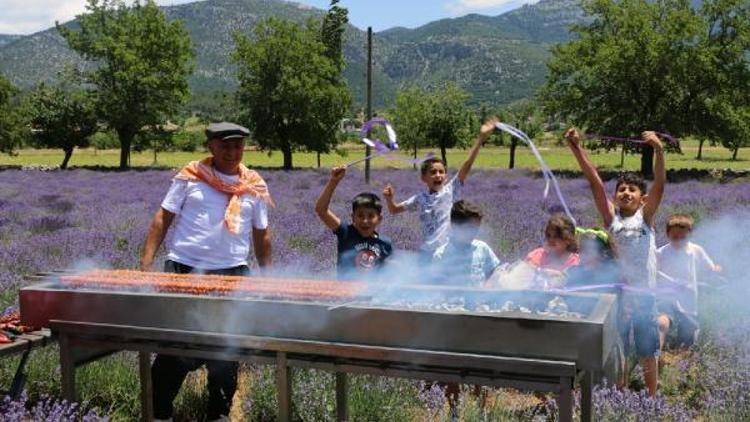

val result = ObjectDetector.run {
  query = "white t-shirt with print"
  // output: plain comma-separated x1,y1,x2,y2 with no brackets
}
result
161,172,269,270
399,175,462,252
656,241,716,315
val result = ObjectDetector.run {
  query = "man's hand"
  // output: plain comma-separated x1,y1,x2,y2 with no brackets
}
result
564,128,581,146
712,264,723,273
330,166,346,183
140,259,154,272
642,131,663,151
383,184,394,201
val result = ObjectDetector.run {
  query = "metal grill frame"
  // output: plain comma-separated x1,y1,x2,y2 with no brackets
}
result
20,274,622,422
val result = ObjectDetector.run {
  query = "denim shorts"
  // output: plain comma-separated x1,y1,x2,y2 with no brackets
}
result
658,300,699,348
619,293,660,357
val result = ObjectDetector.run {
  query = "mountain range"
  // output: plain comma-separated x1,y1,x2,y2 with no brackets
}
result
0,0,589,108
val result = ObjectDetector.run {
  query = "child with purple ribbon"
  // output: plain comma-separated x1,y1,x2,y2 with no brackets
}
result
315,166,393,281
382,118,499,259
566,127,666,397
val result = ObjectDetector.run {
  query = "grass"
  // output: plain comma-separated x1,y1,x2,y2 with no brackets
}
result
1,139,747,171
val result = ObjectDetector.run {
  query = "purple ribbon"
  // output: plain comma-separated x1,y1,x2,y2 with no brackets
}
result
345,118,434,167
361,118,398,151
584,132,680,147
546,271,716,295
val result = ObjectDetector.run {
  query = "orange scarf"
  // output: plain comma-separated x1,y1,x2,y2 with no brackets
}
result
175,158,274,234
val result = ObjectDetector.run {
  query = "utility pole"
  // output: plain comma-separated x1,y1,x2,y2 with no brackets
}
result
365,26,373,184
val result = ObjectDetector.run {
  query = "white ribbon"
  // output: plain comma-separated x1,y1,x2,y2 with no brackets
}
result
495,122,577,225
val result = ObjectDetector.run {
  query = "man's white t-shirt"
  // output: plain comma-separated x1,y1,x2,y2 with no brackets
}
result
161,172,269,270
656,241,715,315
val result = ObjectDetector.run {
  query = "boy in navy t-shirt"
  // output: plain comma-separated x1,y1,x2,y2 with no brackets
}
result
315,166,392,280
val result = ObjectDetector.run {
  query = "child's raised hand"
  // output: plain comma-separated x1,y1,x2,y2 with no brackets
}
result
383,183,394,200
564,128,581,146
642,131,663,150
330,166,346,182
479,117,499,138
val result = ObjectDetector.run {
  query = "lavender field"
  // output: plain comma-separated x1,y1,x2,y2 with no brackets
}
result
1,168,750,421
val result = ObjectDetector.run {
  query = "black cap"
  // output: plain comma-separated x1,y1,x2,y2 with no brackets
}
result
205,122,250,141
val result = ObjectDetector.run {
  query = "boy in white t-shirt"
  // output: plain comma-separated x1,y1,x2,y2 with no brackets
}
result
656,214,722,349
382,118,499,258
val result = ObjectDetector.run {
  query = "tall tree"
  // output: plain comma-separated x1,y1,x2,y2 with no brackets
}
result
540,0,702,176
504,100,544,170
58,0,194,169
233,15,351,170
25,82,98,169
0,73,24,154
390,85,430,167
424,82,471,166
698,0,750,160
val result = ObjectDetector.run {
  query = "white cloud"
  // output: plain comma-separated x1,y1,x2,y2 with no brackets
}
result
0,0,199,34
445,0,537,16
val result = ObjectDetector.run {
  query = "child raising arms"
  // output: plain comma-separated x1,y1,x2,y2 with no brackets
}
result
566,128,666,397
315,166,393,281
383,118,499,257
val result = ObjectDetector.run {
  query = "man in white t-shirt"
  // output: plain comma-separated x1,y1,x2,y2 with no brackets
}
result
140,121,273,422
656,214,721,349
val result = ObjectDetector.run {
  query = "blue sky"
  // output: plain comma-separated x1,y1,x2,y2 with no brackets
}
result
0,0,536,34
296,0,534,31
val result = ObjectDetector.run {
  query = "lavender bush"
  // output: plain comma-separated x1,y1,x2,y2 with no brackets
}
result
1,167,749,420
0,392,109,421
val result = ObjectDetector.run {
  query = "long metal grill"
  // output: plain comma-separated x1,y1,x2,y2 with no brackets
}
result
20,269,620,422
21,269,619,371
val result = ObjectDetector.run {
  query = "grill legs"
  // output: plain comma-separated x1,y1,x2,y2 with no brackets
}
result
139,352,154,422
276,352,292,422
53,325,592,422
559,375,573,422
59,333,76,403
580,370,593,422
336,372,349,421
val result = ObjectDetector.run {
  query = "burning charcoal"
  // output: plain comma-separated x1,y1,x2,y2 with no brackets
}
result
476,304,492,313
546,296,569,314
440,303,467,312
500,301,515,312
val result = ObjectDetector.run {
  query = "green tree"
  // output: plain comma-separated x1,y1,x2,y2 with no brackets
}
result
424,82,471,166
503,100,544,170
25,82,98,169
390,85,430,167
697,0,750,160
133,122,178,165
0,74,24,154
58,0,194,169
233,8,351,170
540,0,702,176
